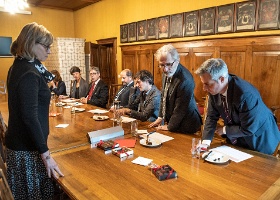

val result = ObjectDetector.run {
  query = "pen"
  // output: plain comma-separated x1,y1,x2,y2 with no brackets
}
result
147,131,156,137
203,150,212,160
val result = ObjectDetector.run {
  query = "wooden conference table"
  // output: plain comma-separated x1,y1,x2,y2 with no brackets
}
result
0,102,280,199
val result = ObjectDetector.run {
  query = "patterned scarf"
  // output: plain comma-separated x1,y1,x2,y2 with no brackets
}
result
32,59,55,83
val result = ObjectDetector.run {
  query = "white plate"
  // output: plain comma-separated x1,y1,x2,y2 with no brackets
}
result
56,102,66,107
61,99,78,103
139,138,162,148
93,115,109,121
202,151,230,164
74,108,85,112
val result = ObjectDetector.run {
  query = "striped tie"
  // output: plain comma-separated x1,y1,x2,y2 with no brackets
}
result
220,94,232,124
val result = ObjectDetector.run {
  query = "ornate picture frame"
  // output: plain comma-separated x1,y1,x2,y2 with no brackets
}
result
158,15,170,39
128,22,137,42
147,18,158,40
257,0,280,30
235,0,257,32
120,24,128,43
170,13,183,38
216,4,235,33
184,10,199,37
137,20,147,41
199,7,216,35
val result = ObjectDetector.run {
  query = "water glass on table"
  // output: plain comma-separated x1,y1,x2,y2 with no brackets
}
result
131,120,138,137
191,138,201,158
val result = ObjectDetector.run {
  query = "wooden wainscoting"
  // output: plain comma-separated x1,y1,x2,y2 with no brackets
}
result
121,36,280,120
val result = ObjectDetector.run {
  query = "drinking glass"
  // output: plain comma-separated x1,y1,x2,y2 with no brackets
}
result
131,120,138,136
191,138,201,158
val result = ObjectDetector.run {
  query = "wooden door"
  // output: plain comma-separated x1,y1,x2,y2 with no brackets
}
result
191,47,216,102
90,38,117,87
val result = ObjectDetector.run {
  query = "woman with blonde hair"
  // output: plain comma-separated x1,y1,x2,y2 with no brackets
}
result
6,22,64,199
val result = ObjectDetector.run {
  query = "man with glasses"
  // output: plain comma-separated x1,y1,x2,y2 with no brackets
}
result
195,58,280,154
149,44,202,133
80,66,109,108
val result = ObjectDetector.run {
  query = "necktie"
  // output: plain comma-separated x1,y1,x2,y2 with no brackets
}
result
220,94,232,124
87,82,95,100
162,77,171,124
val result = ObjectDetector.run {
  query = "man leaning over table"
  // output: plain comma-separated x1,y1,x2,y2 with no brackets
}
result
195,58,280,155
149,44,202,133
80,67,109,108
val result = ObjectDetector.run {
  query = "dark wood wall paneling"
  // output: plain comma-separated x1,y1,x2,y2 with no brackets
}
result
121,36,280,120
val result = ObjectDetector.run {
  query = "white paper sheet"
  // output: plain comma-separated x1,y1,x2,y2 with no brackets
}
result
132,156,153,166
55,124,69,128
211,145,253,163
88,109,109,114
142,132,174,143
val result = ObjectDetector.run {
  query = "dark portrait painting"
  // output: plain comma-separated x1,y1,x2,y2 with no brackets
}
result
257,0,280,30
170,13,183,38
236,1,256,31
137,20,147,41
120,24,128,43
158,16,170,39
128,22,136,42
199,7,216,35
216,4,234,33
147,18,158,40
184,11,199,36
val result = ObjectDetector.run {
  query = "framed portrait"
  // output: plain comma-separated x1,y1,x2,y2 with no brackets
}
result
216,4,235,33
158,15,170,39
184,10,199,37
137,20,147,41
147,18,158,40
235,0,257,32
257,0,280,30
199,7,216,35
120,24,128,43
128,22,137,42
170,13,183,38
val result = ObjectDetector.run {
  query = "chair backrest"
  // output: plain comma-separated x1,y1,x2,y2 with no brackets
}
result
107,84,122,109
0,112,7,162
0,80,7,94
0,169,14,200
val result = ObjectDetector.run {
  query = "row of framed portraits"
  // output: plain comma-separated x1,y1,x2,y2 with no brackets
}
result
120,0,280,43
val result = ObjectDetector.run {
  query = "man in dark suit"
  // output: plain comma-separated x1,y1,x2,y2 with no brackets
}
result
118,70,161,122
195,58,280,154
80,67,108,108
110,69,136,110
149,44,202,133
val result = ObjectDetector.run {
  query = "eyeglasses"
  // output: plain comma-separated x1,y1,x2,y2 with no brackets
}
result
90,72,98,75
37,42,51,51
158,60,176,69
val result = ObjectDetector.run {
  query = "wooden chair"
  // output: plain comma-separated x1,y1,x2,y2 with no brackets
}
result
107,83,122,109
0,169,14,200
0,80,7,94
273,142,280,159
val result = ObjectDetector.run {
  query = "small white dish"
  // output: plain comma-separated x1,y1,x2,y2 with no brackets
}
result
56,102,66,107
202,151,230,164
93,115,109,121
139,138,162,148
